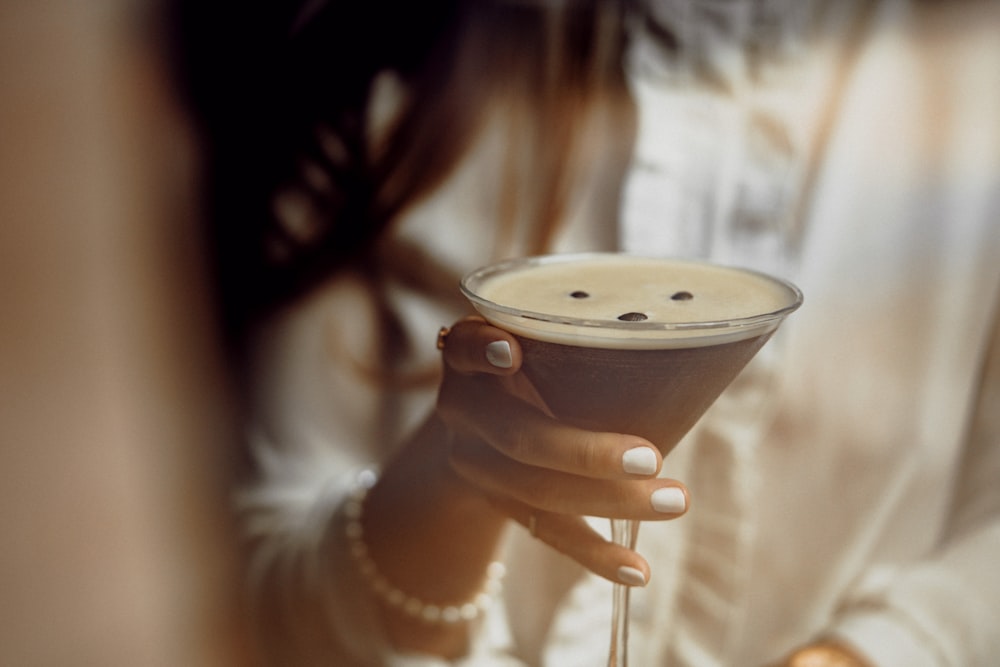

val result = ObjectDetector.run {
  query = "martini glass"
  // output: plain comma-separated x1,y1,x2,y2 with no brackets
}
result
460,253,802,666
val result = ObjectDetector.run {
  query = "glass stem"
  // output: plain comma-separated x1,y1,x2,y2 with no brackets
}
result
607,518,640,667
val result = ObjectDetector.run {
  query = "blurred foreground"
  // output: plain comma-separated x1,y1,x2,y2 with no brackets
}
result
0,2,246,664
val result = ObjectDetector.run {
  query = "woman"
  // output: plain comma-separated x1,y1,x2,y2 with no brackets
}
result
182,1,1000,664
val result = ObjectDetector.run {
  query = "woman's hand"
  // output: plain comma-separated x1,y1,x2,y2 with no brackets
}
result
435,316,690,587
359,316,690,657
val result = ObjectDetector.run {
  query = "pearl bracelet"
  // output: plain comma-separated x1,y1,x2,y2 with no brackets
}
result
343,472,506,625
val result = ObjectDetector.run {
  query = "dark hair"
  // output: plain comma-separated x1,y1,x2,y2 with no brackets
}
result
173,0,636,347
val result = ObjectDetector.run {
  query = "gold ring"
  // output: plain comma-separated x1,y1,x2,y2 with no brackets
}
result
528,514,538,538
436,326,451,351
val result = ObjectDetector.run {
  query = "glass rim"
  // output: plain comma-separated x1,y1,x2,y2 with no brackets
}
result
459,253,804,335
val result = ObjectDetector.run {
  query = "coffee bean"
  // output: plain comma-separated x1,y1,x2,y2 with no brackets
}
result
618,312,648,322
671,291,694,301
570,291,590,299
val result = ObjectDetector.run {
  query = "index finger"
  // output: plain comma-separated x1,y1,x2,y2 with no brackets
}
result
440,317,522,376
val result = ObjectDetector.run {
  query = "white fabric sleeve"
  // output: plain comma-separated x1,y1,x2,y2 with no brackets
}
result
239,441,387,664
237,275,524,664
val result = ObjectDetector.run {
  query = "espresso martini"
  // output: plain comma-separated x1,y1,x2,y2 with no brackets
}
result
461,253,802,454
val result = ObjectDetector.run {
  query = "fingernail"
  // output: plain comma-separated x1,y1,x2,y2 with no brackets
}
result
617,566,647,587
650,487,686,514
485,340,513,368
622,447,658,475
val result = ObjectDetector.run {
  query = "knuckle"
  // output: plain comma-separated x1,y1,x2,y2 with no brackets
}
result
499,467,558,509
572,430,610,474
517,482,559,511
497,419,538,463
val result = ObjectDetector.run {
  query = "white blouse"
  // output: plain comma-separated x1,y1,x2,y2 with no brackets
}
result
242,2,1000,665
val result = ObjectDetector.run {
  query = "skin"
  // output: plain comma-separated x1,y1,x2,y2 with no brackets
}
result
360,316,689,656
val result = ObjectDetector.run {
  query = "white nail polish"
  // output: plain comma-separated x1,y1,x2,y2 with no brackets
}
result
617,566,647,587
485,340,513,368
622,447,657,475
650,487,686,514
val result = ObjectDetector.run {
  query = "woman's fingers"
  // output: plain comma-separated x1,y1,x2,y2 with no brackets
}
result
440,373,662,481
440,317,521,376
449,435,688,521
489,496,652,587
435,317,689,586
437,317,663,481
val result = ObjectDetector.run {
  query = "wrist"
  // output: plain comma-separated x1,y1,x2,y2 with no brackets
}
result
345,473,506,625
362,466,506,600
346,464,507,659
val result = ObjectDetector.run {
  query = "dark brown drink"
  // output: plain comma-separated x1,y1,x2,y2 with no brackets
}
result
515,334,771,455
461,253,801,455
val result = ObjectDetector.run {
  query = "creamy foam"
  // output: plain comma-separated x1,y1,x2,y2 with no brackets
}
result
462,254,802,349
